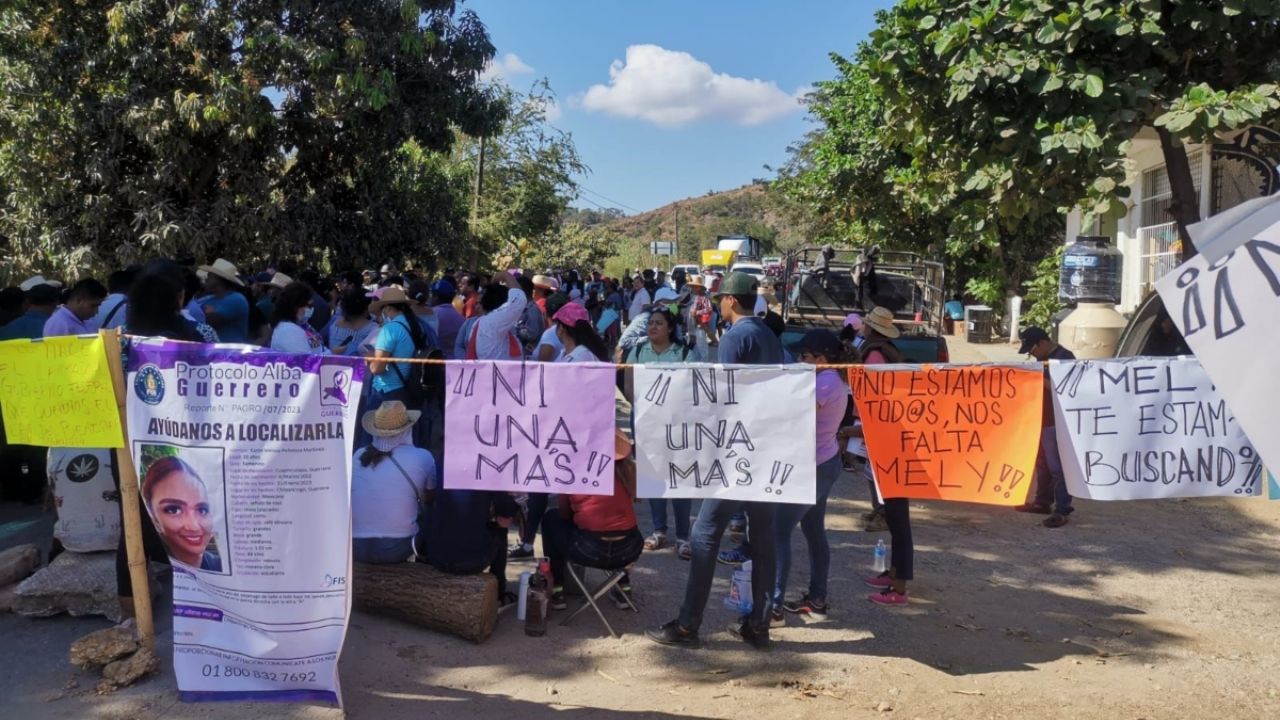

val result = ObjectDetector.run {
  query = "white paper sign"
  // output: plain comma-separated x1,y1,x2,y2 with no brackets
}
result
127,341,365,705
1156,234,1280,480
1050,357,1264,500
633,364,816,504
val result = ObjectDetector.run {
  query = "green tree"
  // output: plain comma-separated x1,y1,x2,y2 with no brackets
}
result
526,222,617,272
866,0,1280,256
0,0,504,279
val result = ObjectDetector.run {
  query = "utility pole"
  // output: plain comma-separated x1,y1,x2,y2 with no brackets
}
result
674,202,680,263
470,135,486,269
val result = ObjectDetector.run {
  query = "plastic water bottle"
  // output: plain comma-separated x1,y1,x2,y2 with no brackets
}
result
873,540,887,573
516,571,532,621
524,570,548,637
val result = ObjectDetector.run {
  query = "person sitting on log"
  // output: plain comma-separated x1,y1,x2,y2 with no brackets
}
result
351,401,435,564
418,476,520,606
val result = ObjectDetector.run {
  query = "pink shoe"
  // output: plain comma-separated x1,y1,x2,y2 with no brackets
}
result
864,573,892,589
868,588,908,606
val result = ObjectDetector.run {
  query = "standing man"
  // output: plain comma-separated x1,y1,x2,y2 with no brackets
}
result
93,269,135,331
43,278,107,337
458,273,480,319
429,280,464,359
465,271,527,360
197,258,250,343
1014,326,1077,528
0,280,60,341
627,275,652,324
648,272,783,651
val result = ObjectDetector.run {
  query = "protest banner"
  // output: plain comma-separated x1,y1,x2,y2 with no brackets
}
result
444,360,617,496
1157,232,1280,484
0,335,123,447
849,364,1043,506
1050,357,1263,500
633,364,817,504
126,340,364,704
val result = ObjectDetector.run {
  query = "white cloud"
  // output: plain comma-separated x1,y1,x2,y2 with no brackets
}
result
537,97,562,123
481,52,534,82
580,45,802,127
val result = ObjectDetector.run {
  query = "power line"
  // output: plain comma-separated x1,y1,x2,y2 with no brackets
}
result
576,185,643,214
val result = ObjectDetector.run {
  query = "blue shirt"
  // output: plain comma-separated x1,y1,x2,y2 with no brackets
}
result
0,309,53,341
201,292,249,343
717,316,783,365
944,300,965,320
373,315,423,393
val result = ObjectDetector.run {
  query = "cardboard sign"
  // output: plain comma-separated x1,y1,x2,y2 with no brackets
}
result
1050,357,1263,500
633,364,817,504
0,335,123,448
1156,237,1280,482
848,364,1043,506
444,360,617,495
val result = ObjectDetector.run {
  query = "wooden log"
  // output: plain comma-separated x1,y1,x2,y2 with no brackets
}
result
352,562,497,644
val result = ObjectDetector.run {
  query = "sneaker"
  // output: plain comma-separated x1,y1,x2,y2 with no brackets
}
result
782,594,829,620
717,547,750,566
1014,503,1052,515
608,585,633,610
507,543,534,560
730,620,771,650
864,573,893,590
647,620,700,648
1043,512,1070,528
868,588,909,606
676,540,692,561
863,512,889,532
768,609,786,629
549,591,567,611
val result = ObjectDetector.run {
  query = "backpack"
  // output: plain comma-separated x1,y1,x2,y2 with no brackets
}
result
389,317,431,406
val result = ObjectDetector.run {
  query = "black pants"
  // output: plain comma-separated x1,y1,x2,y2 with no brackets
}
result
520,493,550,546
541,509,642,591
883,498,913,581
422,524,509,597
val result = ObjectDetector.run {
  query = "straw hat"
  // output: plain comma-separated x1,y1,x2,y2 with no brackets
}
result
863,306,900,338
197,258,245,287
19,275,63,292
532,274,560,291
269,272,293,290
685,275,706,289
368,286,420,314
361,401,421,438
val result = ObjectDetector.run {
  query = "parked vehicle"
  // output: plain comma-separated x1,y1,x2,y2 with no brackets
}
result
700,249,735,274
716,234,763,260
729,261,765,279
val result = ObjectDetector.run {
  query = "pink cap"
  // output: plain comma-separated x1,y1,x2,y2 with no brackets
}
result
552,302,590,327
843,313,863,330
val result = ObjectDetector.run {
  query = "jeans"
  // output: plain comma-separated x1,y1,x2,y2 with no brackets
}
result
353,536,413,564
1033,426,1073,515
773,455,841,605
647,498,692,540
541,509,643,589
883,498,913,581
677,499,776,633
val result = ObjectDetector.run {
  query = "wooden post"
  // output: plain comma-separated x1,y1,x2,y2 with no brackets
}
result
100,330,155,649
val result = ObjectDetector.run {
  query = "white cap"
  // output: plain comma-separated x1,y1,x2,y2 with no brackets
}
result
654,287,679,303
20,275,63,292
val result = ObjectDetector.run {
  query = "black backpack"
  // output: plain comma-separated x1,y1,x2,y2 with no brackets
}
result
390,319,433,407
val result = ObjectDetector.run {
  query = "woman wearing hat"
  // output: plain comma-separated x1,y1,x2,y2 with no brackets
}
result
351,401,436,564
197,258,251,343
552,302,609,363
362,286,431,446
852,306,914,606
270,282,329,354
685,276,718,345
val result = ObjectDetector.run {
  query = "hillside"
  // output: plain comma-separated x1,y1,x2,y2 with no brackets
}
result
566,183,808,269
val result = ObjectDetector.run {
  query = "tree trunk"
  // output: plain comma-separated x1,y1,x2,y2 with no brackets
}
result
353,562,498,644
1155,126,1203,260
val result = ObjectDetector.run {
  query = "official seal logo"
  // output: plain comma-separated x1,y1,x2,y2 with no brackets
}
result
134,365,165,405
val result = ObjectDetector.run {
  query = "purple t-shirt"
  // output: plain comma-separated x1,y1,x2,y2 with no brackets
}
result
815,369,849,464
433,304,465,359
42,305,94,337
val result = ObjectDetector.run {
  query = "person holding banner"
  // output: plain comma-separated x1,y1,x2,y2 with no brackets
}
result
770,329,849,625
648,271,782,651
858,307,914,606
1013,326,1077,528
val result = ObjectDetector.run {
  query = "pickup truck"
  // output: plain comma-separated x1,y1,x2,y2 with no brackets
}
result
780,246,950,363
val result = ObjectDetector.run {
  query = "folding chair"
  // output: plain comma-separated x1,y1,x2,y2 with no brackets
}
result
560,563,638,638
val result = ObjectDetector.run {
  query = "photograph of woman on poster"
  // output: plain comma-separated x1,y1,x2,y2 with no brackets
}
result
141,455,224,573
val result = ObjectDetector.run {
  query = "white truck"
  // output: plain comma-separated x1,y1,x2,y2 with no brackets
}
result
716,234,763,261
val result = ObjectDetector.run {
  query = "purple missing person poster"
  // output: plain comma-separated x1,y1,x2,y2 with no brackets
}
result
443,360,618,496
126,339,364,705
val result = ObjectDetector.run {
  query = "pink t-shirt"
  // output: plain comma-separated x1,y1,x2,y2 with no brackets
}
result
815,369,848,464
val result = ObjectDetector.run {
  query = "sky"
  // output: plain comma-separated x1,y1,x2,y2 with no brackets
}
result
465,0,895,214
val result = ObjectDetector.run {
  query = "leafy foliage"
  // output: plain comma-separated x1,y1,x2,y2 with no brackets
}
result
1021,244,1066,329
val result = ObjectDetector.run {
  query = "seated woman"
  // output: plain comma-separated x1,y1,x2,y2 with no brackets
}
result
542,429,643,610
420,484,519,605
351,401,435,564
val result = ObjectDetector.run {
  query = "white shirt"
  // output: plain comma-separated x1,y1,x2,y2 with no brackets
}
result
535,326,563,361
754,294,768,316
559,345,598,363
351,446,436,539
628,287,652,321
93,293,128,330
270,322,327,355
474,287,528,360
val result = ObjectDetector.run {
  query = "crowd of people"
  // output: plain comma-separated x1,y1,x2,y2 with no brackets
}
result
0,258,1079,651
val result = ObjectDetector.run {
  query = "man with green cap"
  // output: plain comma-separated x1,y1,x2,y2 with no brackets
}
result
648,271,783,651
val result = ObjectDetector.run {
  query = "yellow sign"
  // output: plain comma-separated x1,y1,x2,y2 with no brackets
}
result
0,335,123,448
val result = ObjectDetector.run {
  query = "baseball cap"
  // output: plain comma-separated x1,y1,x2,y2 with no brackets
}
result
552,302,590,327
1018,326,1050,354
789,328,843,360
712,271,759,298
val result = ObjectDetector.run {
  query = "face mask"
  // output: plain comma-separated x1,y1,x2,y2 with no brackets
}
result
299,307,314,324
381,311,392,324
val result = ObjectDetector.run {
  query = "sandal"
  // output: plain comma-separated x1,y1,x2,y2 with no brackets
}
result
677,540,692,561
644,532,667,551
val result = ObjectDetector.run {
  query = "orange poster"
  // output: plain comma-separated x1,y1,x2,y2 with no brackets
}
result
848,365,1044,506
